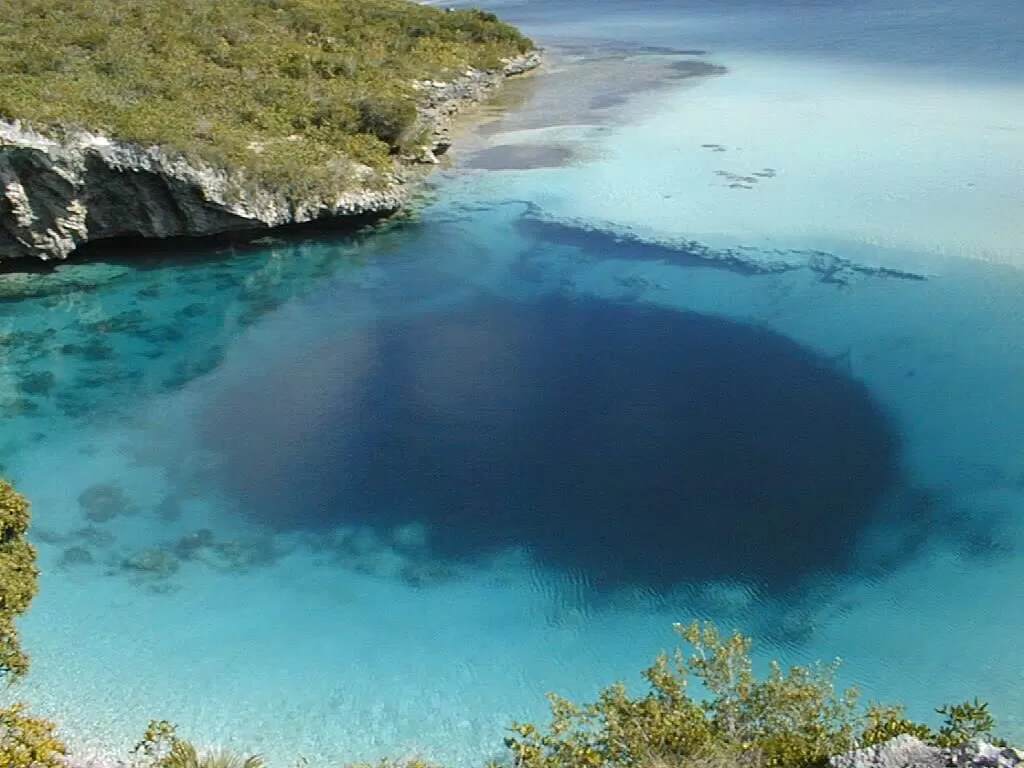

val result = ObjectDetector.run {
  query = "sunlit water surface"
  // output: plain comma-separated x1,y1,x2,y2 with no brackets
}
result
2,0,1023,764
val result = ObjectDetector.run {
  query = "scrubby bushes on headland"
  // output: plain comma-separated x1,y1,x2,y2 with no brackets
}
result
0,477,1011,767
0,0,534,195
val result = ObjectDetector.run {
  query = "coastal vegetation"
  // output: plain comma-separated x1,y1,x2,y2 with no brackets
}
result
0,480,66,768
0,481,38,682
0,478,1009,767
0,0,534,197
502,621,1002,768
133,720,265,768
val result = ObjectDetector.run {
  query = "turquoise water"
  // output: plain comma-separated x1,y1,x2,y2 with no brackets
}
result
3,1,1024,765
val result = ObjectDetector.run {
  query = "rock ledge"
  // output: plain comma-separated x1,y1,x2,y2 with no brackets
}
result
0,52,541,262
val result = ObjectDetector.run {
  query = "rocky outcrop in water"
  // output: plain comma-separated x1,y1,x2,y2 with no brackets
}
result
0,53,541,262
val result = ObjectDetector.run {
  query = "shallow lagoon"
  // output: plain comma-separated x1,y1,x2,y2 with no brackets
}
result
2,0,1024,765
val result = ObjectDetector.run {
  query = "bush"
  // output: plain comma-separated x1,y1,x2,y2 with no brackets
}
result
0,703,66,768
0,479,67,768
0,480,40,681
356,96,420,147
502,621,1003,768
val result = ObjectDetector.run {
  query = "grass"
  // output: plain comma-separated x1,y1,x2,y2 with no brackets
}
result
0,0,534,199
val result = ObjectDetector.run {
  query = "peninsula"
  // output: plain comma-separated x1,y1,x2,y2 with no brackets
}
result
0,0,538,261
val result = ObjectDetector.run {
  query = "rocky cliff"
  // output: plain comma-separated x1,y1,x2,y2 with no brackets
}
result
0,52,541,262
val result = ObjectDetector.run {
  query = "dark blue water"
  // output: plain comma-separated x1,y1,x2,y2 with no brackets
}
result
201,294,900,593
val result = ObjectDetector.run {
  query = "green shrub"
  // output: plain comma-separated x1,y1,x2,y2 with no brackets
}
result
0,480,40,681
860,704,933,746
356,96,420,147
933,699,997,748
0,480,67,768
0,703,66,768
503,621,1003,768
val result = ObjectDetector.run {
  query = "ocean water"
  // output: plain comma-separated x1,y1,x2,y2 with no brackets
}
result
2,0,1024,765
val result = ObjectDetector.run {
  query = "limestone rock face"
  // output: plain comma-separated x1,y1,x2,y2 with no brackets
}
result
0,52,542,262
0,120,407,261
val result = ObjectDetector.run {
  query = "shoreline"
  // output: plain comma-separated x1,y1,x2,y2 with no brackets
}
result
0,51,543,266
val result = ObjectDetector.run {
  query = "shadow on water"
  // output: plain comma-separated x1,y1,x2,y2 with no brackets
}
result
200,294,903,595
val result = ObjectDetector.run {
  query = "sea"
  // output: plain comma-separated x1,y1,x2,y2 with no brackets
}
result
1,0,1022,765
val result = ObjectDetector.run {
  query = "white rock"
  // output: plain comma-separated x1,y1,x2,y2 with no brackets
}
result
830,735,945,768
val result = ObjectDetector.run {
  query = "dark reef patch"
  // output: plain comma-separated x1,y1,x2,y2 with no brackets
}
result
514,209,772,275
199,295,902,594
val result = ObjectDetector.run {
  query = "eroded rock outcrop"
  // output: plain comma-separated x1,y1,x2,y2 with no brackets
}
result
0,52,541,262
831,737,1024,768
0,121,408,261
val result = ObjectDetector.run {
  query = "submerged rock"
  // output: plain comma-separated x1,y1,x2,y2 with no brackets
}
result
16,370,57,396
77,483,139,522
58,546,95,569
75,487,139,524
172,528,217,560
121,547,180,580
201,538,278,572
